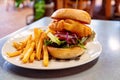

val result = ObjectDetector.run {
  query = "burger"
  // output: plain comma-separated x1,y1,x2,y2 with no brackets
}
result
44,8,95,59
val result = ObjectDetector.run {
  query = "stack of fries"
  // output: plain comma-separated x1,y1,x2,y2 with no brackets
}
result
7,28,49,67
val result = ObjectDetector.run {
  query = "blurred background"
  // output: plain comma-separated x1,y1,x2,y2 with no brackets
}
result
0,0,120,38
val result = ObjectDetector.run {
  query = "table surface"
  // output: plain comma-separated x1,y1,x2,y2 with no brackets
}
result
0,17,120,80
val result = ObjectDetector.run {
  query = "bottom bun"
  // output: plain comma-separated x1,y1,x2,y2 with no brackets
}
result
47,46,85,59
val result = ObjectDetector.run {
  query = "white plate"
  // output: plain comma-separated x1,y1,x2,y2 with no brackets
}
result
2,29,102,70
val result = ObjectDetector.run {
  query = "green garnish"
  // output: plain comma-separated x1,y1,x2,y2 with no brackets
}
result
47,32,61,45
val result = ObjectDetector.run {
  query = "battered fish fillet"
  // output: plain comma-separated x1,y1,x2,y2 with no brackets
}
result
48,19,92,38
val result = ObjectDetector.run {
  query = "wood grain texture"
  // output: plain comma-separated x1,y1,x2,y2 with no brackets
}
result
0,1,33,38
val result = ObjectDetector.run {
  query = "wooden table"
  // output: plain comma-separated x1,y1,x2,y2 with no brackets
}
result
0,17,120,80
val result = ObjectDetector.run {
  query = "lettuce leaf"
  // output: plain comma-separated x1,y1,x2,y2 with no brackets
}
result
47,32,61,45
46,32,89,49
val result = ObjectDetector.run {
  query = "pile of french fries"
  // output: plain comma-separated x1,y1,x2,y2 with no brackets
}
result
7,28,49,67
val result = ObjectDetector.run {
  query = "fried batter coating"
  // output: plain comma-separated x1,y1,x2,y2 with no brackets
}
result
48,19,92,38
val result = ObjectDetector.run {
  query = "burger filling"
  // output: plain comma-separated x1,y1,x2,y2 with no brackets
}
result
44,31,95,49
44,19,95,49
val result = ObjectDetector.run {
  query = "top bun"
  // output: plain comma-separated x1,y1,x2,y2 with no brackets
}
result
51,8,91,24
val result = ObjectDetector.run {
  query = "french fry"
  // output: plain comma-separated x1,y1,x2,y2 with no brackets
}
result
36,32,43,60
14,42,26,51
7,28,51,67
34,28,39,42
22,41,35,63
19,40,27,48
13,36,29,50
29,52,35,63
26,34,32,43
19,35,32,59
7,50,22,57
13,42,20,50
36,32,47,60
34,28,42,44
34,28,43,52
20,44,30,60
43,45,49,67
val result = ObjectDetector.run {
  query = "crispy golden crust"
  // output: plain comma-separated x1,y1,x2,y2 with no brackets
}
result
51,8,91,24
47,46,85,59
48,19,92,38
